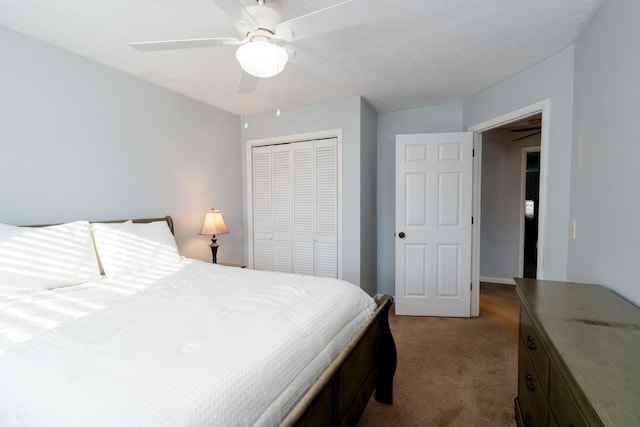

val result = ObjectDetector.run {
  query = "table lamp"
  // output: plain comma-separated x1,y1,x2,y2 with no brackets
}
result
200,209,229,263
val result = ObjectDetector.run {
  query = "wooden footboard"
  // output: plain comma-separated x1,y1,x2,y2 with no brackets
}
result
281,295,397,426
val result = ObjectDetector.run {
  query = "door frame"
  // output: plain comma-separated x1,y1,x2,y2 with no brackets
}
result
245,129,343,277
467,99,550,316
519,146,541,278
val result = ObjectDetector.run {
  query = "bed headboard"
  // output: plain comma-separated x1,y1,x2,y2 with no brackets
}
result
26,216,175,235
95,216,175,235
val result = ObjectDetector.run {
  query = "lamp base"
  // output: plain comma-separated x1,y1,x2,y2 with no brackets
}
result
210,236,219,264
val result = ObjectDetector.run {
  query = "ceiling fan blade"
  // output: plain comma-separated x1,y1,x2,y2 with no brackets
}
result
130,37,241,51
276,0,382,42
211,0,259,32
238,71,258,94
511,126,542,132
286,46,352,86
512,131,541,142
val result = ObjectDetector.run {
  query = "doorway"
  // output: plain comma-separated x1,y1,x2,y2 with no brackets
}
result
468,100,549,316
522,147,540,278
475,114,541,284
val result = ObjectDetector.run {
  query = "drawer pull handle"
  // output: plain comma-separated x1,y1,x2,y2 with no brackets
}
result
526,335,536,351
524,412,533,427
525,374,536,391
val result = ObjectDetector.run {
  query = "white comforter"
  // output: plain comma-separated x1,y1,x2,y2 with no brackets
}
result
0,260,376,426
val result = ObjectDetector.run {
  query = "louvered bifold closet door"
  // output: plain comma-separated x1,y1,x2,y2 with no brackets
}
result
252,145,273,270
271,144,293,272
252,138,338,277
292,141,315,275
314,138,338,277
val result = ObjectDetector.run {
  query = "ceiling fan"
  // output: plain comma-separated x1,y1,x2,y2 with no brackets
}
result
130,0,380,93
509,117,542,141
512,130,541,142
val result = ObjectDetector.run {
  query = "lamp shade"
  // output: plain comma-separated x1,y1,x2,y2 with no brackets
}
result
236,41,288,78
200,209,229,235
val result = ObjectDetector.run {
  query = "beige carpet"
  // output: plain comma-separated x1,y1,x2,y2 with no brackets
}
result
358,283,519,426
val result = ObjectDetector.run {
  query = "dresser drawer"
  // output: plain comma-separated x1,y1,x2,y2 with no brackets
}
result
520,307,549,394
549,362,588,427
518,337,549,426
516,395,539,427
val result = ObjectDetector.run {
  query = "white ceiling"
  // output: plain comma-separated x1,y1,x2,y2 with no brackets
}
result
0,0,602,116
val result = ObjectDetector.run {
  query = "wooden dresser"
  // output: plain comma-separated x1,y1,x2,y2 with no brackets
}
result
514,278,640,426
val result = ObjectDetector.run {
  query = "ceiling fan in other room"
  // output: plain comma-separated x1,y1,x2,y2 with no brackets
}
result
510,118,542,142
130,0,381,93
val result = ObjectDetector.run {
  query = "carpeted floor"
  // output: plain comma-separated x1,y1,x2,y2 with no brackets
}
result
358,283,519,426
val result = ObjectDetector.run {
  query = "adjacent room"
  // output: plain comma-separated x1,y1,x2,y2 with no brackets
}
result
1,0,639,425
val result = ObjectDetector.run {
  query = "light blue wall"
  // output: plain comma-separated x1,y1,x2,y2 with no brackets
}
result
360,99,377,295
568,0,640,305
376,103,464,296
8,0,638,305
0,27,244,264
240,97,365,287
464,47,575,282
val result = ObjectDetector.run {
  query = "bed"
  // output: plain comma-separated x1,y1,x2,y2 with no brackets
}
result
0,216,396,426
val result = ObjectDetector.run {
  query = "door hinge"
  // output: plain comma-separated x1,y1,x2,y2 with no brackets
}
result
470,282,473,290
471,216,474,225
473,149,475,157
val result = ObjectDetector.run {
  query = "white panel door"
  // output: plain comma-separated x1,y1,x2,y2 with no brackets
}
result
395,132,473,317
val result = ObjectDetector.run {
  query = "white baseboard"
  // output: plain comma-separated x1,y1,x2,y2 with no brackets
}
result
480,276,516,285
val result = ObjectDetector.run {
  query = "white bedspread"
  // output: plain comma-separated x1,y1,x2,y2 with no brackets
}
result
0,260,376,426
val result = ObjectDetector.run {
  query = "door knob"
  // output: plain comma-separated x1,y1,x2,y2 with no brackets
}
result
398,232,406,239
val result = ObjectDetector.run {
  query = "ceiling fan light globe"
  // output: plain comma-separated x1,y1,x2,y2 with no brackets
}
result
236,41,288,78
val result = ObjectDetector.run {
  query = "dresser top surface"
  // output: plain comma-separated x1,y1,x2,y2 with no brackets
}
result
515,278,640,426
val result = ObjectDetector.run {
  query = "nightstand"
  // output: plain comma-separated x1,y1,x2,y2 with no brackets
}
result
217,261,246,268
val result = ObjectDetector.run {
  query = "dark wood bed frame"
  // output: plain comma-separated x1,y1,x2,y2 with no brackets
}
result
281,294,396,426
27,215,397,426
30,216,176,233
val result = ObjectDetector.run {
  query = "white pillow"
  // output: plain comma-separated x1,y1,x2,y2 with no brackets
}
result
90,221,180,277
0,221,102,295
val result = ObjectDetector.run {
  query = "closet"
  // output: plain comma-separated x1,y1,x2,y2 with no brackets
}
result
251,137,338,277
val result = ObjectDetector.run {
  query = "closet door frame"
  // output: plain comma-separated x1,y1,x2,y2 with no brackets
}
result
246,129,343,278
